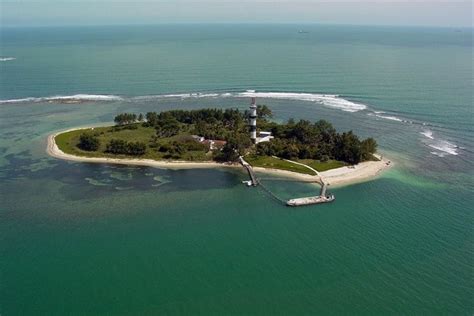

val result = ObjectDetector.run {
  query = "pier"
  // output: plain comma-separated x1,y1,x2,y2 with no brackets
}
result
268,157,335,206
240,156,335,206
286,195,335,206
286,182,335,206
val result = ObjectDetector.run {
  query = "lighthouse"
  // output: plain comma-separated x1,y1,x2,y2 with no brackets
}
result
249,97,257,143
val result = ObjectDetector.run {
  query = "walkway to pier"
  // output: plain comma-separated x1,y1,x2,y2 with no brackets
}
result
270,156,334,206
239,156,259,186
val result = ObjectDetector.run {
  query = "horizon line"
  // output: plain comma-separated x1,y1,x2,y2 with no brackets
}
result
2,22,473,29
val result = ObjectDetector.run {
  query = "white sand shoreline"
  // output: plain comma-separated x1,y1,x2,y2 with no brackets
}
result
46,129,392,187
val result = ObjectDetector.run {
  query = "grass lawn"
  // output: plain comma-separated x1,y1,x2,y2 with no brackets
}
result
297,159,346,172
245,156,317,176
55,124,209,161
55,125,351,171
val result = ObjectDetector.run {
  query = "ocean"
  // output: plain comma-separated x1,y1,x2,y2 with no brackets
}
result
0,24,472,314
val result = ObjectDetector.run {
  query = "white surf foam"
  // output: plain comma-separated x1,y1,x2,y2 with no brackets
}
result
132,93,220,101
0,91,367,112
48,94,123,101
234,91,367,112
428,141,459,156
131,91,367,112
370,113,403,122
0,94,123,104
0,57,15,62
430,151,447,157
420,129,459,156
420,130,434,139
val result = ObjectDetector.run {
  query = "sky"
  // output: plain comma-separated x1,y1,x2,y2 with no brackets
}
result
1,0,472,27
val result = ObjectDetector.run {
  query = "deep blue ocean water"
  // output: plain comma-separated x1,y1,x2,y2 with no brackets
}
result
0,24,472,314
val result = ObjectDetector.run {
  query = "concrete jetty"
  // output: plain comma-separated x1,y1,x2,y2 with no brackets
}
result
286,194,335,206
286,181,335,206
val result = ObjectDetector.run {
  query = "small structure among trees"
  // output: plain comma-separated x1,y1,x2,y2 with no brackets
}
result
76,106,377,165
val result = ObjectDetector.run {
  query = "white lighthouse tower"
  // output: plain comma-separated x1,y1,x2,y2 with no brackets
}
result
249,97,257,143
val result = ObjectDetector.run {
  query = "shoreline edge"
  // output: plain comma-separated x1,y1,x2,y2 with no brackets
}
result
46,128,393,188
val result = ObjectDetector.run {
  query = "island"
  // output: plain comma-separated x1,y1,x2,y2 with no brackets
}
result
47,100,391,191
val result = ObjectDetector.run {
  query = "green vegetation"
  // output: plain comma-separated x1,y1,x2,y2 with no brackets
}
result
297,159,346,172
55,106,378,174
114,113,137,126
246,156,316,176
256,119,377,164
78,133,100,151
106,139,146,156
55,124,208,161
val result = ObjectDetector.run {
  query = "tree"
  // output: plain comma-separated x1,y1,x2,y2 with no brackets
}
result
213,136,248,162
215,143,239,162
282,143,300,159
127,141,146,155
256,141,275,156
257,105,273,119
334,131,362,164
78,133,100,151
232,133,252,156
109,107,377,165
361,137,377,160
138,113,144,122
114,113,137,126
106,139,147,155
106,139,128,154
155,117,181,137
145,112,159,127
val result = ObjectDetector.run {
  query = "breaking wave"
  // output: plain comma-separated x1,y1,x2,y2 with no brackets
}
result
133,90,367,112
132,93,220,101
428,142,459,156
367,111,405,122
0,90,367,112
0,94,123,104
420,130,434,140
0,57,15,62
421,129,459,156
233,91,367,112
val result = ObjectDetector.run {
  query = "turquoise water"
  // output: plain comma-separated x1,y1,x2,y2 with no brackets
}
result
0,24,473,314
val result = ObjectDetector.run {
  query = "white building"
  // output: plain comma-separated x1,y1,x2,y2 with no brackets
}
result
256,131,274,144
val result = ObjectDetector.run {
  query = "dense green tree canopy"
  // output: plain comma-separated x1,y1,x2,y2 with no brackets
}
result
78,133,100,151
106,139,146,156
114,113,137,126
111,107,377,164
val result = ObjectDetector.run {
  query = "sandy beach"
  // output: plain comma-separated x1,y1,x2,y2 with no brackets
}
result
252,156,392,187
47,130,392,187
319,157,392,187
